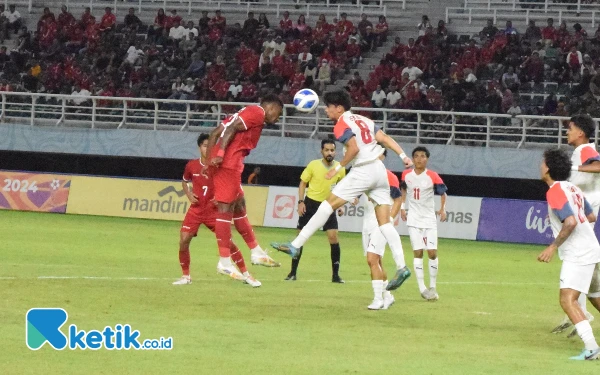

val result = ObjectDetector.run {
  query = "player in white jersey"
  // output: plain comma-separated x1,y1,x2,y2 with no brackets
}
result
538,148,600,360
400,147,448,301
551,115,600,336
271,90,415,302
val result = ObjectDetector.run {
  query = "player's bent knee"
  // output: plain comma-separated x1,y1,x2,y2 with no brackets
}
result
414,250,424,258
428,250,438,260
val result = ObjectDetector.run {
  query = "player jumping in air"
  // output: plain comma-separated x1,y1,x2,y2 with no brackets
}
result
271,90,414,295
173,134,261,287
289,139,346,283
400,147,447,300
538,148,600,360
205,94,284,280
361,150,403,309
552,115,599,336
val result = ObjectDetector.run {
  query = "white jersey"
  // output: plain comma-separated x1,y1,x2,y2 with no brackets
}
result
402,168,447,229
570,143,600,207
333,111,384,167
547,181,600,265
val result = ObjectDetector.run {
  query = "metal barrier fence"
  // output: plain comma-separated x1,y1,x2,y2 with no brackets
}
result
0,91,595,148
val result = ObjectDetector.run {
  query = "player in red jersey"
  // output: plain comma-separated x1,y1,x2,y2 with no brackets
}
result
174,134,261,287
205,94,284,278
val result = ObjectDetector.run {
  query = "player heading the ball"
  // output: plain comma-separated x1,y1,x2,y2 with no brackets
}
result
271,90,415,303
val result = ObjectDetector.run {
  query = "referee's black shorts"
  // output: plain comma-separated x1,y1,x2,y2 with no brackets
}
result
297,196,338,231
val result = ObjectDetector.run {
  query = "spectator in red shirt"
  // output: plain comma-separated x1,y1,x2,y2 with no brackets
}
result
57,5,75,31
208,25,222,45
38,7,55,31
210,10,226,32
520,51,544,82
426,85,442,110
336,13,353,34
39,18,58,49
211,78,230,100
165,9,182,31
80,7,93,26
240,80,258,101
99,7,116,32
346,37,361,68
279,11,293,37
317,14,332,33
542,18,556,42
556,21,570,41
374,16,389,47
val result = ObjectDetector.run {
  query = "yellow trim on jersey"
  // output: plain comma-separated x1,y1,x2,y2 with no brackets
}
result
300,159,346,202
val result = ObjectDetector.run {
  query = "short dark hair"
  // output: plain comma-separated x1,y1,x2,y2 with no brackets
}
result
412,146,430,158
570,114,595,140
323,90,352,111
543,148,571,181
197,133,209,146
321,139,335,149
260,94,283,108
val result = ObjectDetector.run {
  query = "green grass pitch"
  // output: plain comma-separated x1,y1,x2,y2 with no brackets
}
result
1,210,598,374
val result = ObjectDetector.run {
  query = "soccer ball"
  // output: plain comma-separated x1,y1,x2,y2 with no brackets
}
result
293,89,319,113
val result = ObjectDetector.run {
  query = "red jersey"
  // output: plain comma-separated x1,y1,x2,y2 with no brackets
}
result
214,105,266,172
280,17,293,30
183,159,217,215
100,13,116,29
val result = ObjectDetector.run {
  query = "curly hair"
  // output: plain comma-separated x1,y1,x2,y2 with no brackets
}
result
570,114,596,140
543,148,572,181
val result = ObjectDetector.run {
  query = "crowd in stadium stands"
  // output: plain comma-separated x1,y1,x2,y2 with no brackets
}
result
0,5,388,111
1,5,600,129
359,14,600,131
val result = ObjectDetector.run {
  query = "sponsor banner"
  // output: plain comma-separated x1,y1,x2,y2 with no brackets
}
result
67,176,268,225
263,186,481,240
396,196,482,240
476,198,553,245
0,171,71,213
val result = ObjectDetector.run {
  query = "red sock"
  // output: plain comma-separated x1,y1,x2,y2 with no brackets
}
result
179,246,190,276
233,208,258,249
230,243,247,273
215,211,234,258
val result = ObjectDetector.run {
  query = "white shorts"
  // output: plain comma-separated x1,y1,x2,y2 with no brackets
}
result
332,160,391,206
560,261,597,293
408,226,438,251
362,201,385,256
588,263,600,298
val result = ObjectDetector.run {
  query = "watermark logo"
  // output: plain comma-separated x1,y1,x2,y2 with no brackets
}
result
26,308,173,351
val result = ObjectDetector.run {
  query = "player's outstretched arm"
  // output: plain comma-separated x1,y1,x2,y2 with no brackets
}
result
374,130,413,168
575,160,600,173
537,216,576,263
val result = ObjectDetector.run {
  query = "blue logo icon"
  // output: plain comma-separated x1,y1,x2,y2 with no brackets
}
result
26,308,172,351
26,308,68,350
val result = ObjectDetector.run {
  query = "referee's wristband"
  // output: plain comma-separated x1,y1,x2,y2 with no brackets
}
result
401,203,406,210
399,152,407,160
571,165,579,171
334,164,342,172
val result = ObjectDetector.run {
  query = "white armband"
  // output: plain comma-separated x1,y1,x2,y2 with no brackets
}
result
399,153,407,160
571,165,579,171
334,164,342,172
401,203,406,210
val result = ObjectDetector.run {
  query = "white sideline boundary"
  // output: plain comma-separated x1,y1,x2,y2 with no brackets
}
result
0,275,553,285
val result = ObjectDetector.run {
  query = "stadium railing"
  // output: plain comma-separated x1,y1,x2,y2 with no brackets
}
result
463,0,598,13
11,0,386,18
0,91,594,149
446,6,598,28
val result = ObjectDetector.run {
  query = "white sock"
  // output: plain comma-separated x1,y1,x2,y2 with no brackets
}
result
414,258,427,293
378,223,406,269
219,257,232,268
372,280,384,302
251,246,265,256
243,271,250,277
578,293,589,315
429,258,438,289
291,201,334,248
382,280,393,299
575,320,600,350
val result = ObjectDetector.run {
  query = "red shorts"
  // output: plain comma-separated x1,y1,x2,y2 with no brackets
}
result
212,167,244,204
181,207,216,236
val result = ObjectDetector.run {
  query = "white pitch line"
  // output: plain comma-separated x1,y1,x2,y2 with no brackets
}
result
0,275,554,286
